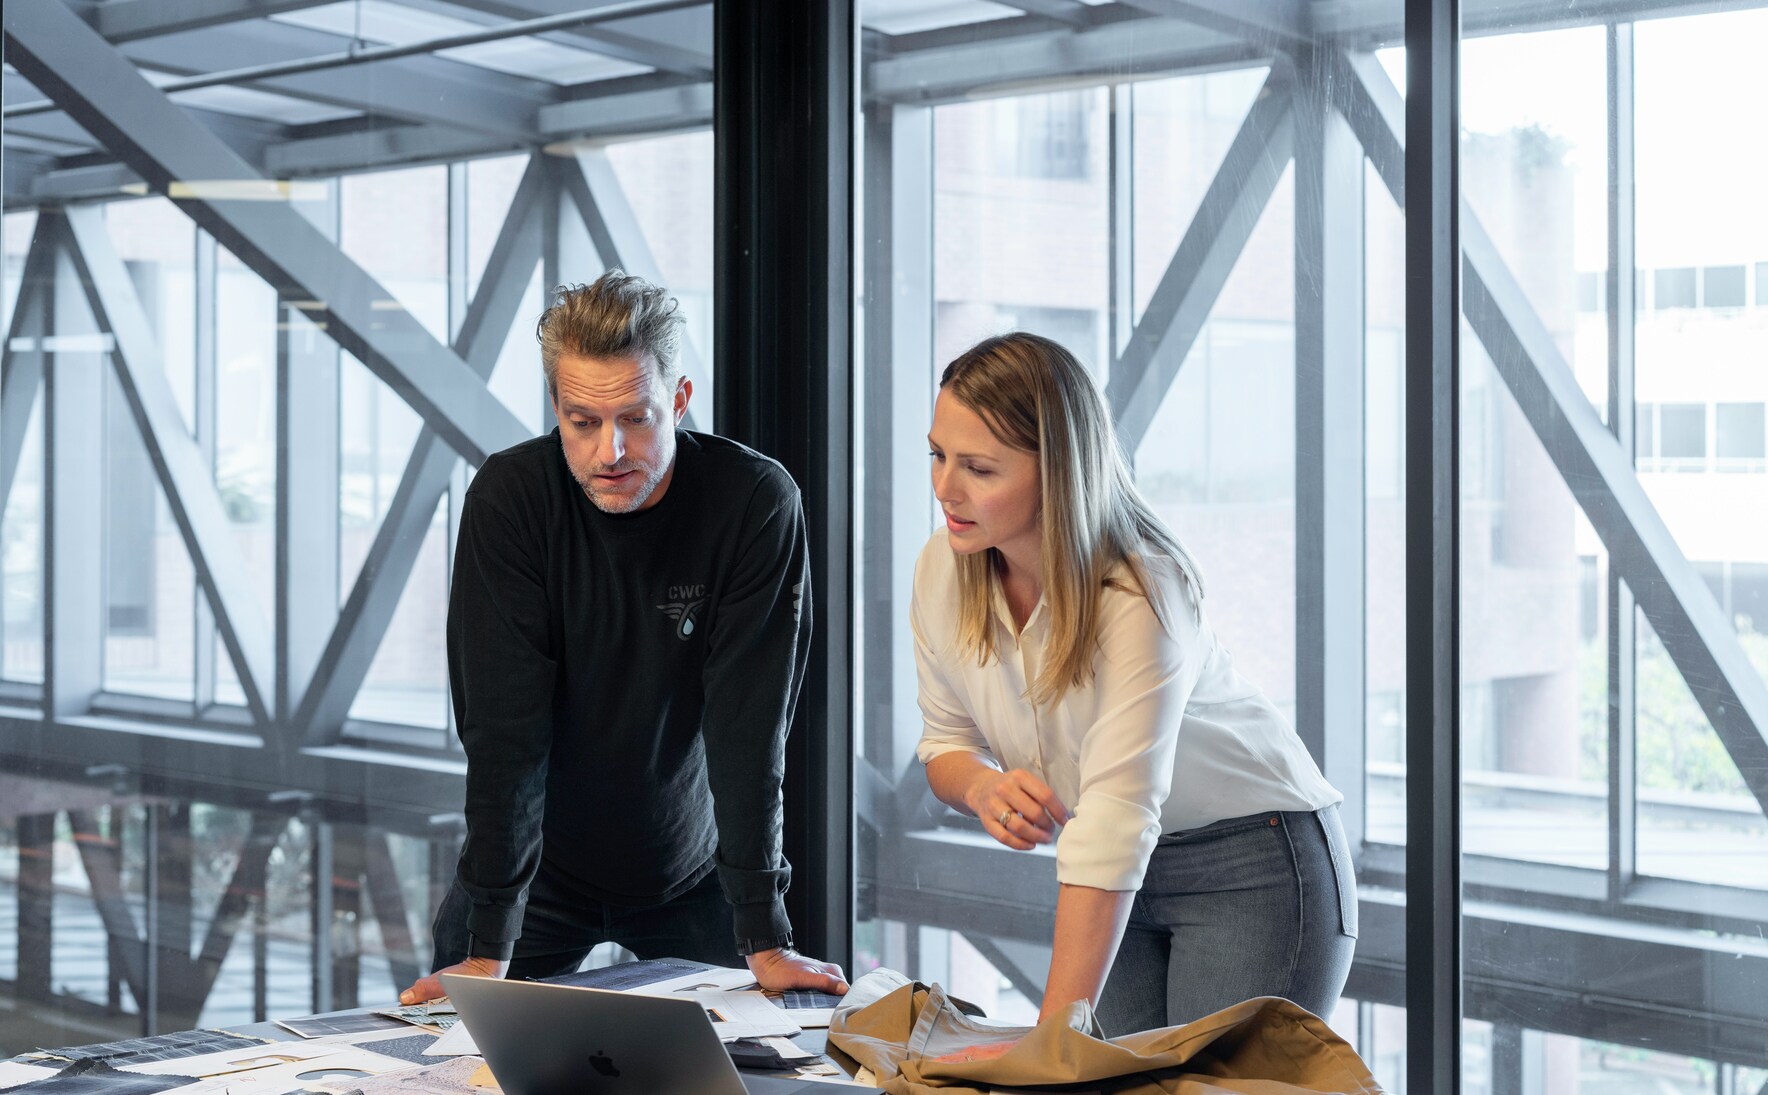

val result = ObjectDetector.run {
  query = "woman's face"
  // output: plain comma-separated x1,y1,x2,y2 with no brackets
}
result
929,388,1041,565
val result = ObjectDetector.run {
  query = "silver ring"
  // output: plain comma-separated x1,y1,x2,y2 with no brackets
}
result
997,809,1014,827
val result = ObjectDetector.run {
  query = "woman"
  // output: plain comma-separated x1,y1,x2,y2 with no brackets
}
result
913,332,1356,1044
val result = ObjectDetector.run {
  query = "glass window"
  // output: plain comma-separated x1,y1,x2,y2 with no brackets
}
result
1654,267,1696,308
1657,402,1706,459
1702,264,1746,308
1715,402,1765,461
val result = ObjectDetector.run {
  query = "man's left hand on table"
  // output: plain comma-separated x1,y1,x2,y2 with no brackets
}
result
745,947,849,994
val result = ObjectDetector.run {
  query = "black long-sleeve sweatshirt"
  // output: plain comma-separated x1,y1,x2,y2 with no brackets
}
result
445,428,811,960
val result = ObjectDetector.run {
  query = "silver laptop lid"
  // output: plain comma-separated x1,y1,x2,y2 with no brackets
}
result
441,973,749,1095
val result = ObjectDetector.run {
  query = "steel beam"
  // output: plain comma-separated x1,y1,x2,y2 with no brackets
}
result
866,15,1255,106
5,0,533,468
989,0,1095,26
160,806,286,1026
406,0,714,77
151,803,195,1031
293,157,545,745
263,123,522,179
1106,63,1295,452
4,100,286,168
89,0,336,42
362,828,423,993
117,21,550,140
553,149,705,429
537,80,713,137
61,205,275,725
16,813,55,1000
1116,0,1310,53
66,808,152,1013
0,711,466,834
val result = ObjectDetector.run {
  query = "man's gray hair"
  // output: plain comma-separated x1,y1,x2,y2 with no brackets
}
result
537,270,684,394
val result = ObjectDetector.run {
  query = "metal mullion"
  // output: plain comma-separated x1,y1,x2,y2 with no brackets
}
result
194,233,218,711
309,815,334,1014
1108,83,1134,366
45,219,106,720
1294,48,1367,821
1404,1,1461,1093
859,101,933,815
1605,19,1638,903
445,163,469,750
276,182,341,733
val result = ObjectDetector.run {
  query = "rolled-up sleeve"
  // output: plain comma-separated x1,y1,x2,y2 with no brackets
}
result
911,544,994,767
1055,588,1202,892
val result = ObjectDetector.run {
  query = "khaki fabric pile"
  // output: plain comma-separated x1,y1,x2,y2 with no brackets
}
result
827,972,1384,1095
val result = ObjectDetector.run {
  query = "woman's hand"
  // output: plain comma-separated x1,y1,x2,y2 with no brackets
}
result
964,768,1071,851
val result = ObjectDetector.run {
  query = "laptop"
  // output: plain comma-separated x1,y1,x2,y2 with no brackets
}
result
440,973,843,1095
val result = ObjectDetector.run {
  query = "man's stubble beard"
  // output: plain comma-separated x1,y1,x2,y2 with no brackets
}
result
563,442,669,515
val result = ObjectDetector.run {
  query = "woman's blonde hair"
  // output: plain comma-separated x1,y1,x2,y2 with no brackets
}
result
941,332,1203,707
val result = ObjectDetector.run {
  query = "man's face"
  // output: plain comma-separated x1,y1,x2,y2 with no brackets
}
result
553,351,691,514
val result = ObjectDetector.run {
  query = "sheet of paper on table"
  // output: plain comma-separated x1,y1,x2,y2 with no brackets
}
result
119,1039,344,1076
677,990,802,1041
140,1047,415,1095
0,1060,57,1091
629,965,758,995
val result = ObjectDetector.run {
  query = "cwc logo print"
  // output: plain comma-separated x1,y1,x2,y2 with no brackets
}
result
658,583,707,640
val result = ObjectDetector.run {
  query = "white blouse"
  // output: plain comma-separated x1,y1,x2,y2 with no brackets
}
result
912,529,1340,893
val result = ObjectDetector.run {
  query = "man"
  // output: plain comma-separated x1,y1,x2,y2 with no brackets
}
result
401,272,845,1002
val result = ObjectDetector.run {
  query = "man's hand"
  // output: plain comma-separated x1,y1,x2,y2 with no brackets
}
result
400,955,510,1005
963,767,1070,851
744,947,849,994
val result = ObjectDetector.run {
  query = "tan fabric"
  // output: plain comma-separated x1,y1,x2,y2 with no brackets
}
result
827,972,1384,1095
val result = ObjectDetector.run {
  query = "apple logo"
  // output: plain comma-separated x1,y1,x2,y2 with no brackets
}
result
588,1051,620,1078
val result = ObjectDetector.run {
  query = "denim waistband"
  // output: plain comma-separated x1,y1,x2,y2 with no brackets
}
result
1165,802,1338,839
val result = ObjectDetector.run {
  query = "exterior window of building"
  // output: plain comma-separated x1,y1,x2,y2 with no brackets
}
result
1654,266,1697,308
1577,271,1600,312
1636,402,1656,460
1657,402,1706,460
1716,402,1766,461
1757,261,1768,305
995,92,1093,181
1702,264,1746,307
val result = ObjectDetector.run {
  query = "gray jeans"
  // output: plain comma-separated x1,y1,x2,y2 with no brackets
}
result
1095,804,1358,1035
